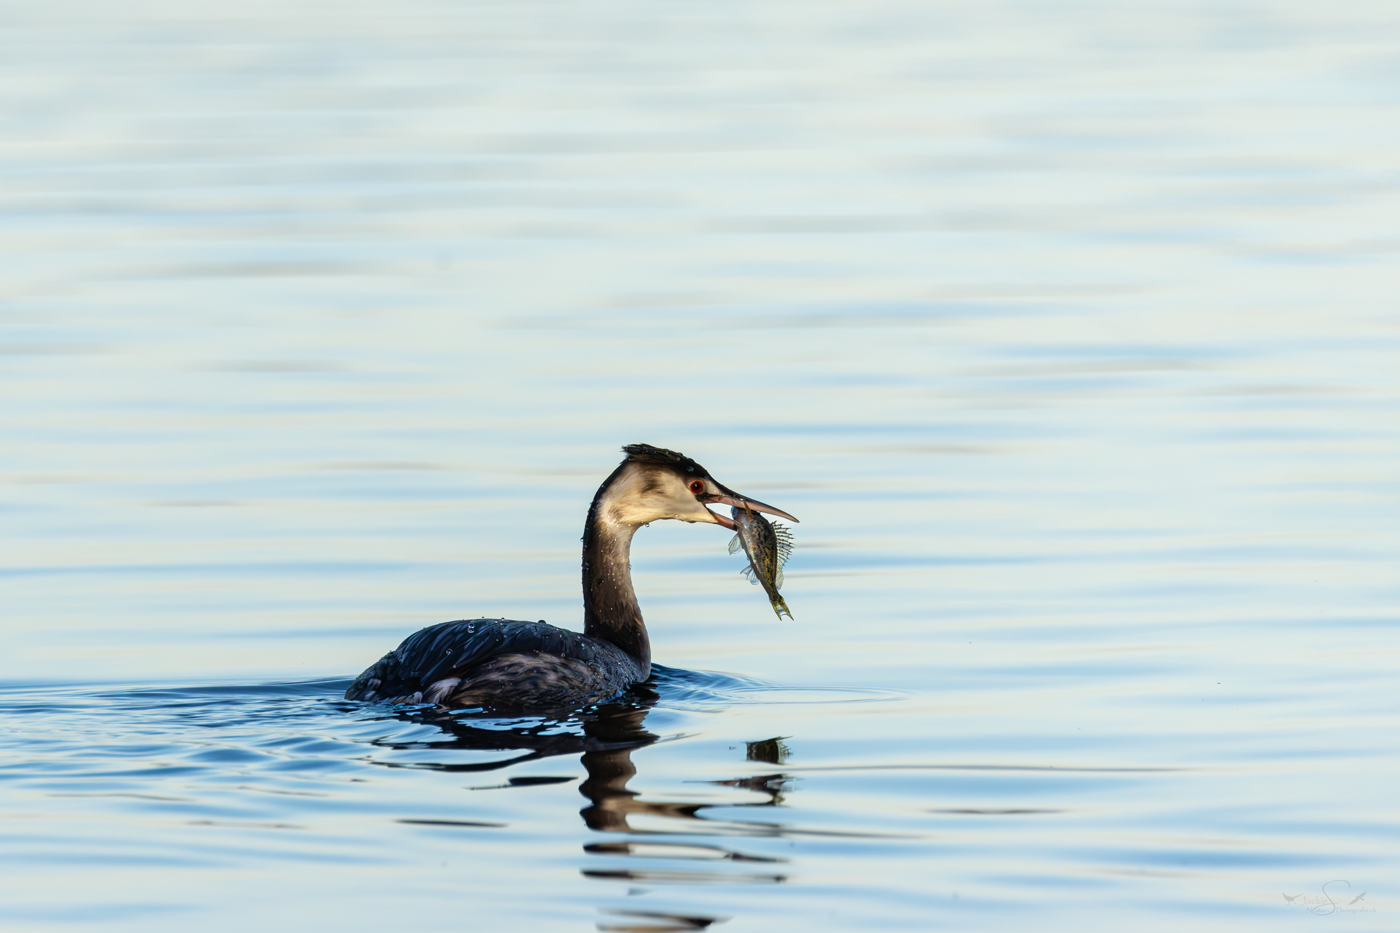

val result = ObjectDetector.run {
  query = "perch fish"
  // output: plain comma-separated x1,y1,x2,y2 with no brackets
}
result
728,501,794,620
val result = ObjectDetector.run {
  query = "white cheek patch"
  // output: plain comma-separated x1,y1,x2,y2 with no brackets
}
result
611,494,685,525
601,465,710,526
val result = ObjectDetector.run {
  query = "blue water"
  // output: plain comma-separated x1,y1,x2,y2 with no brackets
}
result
2,0,1398,929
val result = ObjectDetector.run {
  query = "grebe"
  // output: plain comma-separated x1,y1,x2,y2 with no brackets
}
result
345,444,798,710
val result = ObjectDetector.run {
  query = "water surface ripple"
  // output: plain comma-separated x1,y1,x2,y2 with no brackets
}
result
3,0,1398,929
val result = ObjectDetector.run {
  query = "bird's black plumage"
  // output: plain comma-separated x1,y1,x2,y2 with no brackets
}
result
345,618,647,710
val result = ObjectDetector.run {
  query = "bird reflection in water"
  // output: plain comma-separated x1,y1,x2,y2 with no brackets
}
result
366,687,793,932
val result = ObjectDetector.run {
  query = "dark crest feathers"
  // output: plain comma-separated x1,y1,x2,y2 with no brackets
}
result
621,443,711,479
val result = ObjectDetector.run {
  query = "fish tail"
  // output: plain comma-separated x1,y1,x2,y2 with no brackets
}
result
771,594,793,620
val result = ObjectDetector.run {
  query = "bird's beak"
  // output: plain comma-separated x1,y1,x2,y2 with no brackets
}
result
701,483,799,531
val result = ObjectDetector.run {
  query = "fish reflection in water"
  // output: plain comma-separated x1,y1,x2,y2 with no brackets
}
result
367,682,792,928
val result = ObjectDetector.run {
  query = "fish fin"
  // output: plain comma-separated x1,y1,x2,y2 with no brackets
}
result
771,594,793,620
772,523,794,566
741,564,759,584
775,567,784,589
728,533,742,555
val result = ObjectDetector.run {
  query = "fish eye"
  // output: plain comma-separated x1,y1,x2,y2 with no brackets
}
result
689,480,705,493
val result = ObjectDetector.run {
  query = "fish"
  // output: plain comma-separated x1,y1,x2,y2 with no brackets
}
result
728,501,794,619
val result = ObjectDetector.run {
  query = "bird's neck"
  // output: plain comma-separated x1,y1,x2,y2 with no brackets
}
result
581,479,651,673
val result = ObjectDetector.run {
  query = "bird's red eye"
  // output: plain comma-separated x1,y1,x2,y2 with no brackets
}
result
689,480,705,493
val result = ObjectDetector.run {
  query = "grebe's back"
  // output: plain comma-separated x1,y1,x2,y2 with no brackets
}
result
346,617,645,708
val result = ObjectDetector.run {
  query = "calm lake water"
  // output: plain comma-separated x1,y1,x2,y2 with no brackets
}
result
2,1,1398,929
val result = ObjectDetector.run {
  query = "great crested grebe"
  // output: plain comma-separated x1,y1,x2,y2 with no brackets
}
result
345,444,798,710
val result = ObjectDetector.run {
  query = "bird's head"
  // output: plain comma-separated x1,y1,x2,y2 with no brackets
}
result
596,443,798,531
